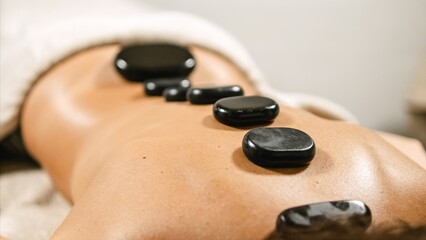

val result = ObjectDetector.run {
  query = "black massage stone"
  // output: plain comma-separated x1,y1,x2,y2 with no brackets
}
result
187,85,244,104
213,96,279,126
144,78,190,96
242,127,315,168
163,87,189,102
115,44,196,82
276,200,372,236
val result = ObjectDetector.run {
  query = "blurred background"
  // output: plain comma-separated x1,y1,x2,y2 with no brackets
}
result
147,0,426,137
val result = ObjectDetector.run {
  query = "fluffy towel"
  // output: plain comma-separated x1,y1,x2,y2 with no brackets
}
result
0,170,70,240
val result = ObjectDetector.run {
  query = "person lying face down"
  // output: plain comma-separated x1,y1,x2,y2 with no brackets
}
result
18,43,426,239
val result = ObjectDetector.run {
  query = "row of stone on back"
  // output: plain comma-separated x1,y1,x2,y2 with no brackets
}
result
115,43,316,167
115,43,372,237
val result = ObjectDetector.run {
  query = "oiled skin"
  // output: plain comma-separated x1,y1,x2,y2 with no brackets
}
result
21,45,426,239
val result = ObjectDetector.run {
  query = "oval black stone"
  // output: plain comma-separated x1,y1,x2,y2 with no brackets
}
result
213,96,279,126
276,200,372,236
242,127,315,168
115,44,196,82
187,85,244,104
144,78,190,96
163,87,189,102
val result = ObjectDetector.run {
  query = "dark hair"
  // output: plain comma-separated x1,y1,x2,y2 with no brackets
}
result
266,221,426,240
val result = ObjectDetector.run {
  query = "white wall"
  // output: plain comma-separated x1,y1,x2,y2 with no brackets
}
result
146,0,426,135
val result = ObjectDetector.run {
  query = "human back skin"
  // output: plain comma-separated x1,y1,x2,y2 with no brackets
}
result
21,44,426,239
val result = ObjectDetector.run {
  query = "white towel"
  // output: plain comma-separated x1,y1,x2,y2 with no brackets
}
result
0,170,71,240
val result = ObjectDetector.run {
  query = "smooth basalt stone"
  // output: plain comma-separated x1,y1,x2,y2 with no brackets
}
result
187,85,244,104
242,127,315,168
163,87,189,102
144,79,190,96
276,200,372,236
115,44,196,82
213,96,279,126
